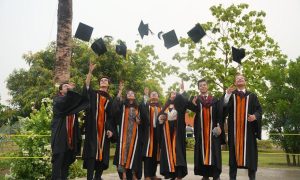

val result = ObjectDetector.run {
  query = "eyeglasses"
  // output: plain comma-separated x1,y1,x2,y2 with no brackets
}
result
100,79,109,82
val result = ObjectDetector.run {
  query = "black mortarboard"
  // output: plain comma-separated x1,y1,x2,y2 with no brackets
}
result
138,20,149,39
232,46,246,64
187,23,206,43
91,38,107,56
162,30,179,49
116,42,127,58
74,22,93,42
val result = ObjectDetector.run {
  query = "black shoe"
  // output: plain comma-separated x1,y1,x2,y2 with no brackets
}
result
202,177,210,180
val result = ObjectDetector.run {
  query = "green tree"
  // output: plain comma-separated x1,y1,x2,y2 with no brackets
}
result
264,57,300,166
174,3,284,98
0,97,18,129
6,38,176,116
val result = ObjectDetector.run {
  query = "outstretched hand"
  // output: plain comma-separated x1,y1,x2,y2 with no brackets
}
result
226,84,236,94
118,80,124,91
88,62,96,74
180,79,185,92
144,87,149,96
106,130,113,138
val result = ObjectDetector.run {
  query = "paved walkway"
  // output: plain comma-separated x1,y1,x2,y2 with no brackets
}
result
75,165,300,180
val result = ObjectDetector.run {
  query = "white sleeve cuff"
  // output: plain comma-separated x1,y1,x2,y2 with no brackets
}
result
224,93,231,104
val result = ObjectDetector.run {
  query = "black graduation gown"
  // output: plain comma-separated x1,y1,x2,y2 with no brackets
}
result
139,102,161,176
187,96,225,177
51,91,89,159
224,90,262,171
139,102,161,159
112,98,142,179
82,86,117,171
158,94,188,179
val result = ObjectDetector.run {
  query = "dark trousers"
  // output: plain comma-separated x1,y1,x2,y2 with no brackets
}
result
86,159,104,180
202,165,221,179
144,157,158,177
164,166,187,179
117,169,134,180
51,150,74,180
229,165,256,180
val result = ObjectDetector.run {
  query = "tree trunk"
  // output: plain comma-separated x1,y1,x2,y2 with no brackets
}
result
54,0,72,84
297,155,300,166
292,155,296,166
286,154,291,166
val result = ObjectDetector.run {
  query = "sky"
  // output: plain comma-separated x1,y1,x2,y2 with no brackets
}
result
0,0,300,105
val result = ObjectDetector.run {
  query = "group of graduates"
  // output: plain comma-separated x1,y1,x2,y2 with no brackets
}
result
51,63,262,180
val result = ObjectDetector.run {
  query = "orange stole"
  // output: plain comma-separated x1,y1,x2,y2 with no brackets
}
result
163,108,176,172
148,106,161,157
235,95,246,166
120,107,138,169
96,95,107,161
66,114,75,149
202,107,211,165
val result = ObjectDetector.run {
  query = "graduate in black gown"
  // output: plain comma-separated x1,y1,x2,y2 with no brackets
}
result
51,82,88,180
113,81,142,180
139,88,162,180
82,63,117,180
157,81,188,180
223,74,262,180
186,79,225,180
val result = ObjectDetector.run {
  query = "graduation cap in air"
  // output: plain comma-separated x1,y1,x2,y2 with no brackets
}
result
116,42,127,58
187,23,206,43
74,22,93,42
138,20,150,39
232,46,246,64
91,38,107,56
162,30,179,49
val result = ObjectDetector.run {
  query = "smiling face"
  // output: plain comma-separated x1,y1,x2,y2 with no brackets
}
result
234,74,246,88
198,80,208,94
150,91,159,102
59,84,69,95
126,90,135,100
169,91,176,101
99,77,109,88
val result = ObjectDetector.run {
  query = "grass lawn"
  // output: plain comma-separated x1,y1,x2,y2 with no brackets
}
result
186,150,300,169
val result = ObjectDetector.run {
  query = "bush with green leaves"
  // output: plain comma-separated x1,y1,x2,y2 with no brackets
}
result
7,98,52,179
186,137,195,149
7,98,85,179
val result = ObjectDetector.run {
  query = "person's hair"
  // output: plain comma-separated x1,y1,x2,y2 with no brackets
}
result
58,82,69,91
197,78,208,88
234,73,247,82
98,76,111,85
150,91,158,97
126,89,135,95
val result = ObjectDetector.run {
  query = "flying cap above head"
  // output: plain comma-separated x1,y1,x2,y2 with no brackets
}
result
138,20,149,39
158,31,164,39
162,30,179,49
74,22,93,42
91,38,107,56
232,46,246,64
116,41,127,58
187,23,206,43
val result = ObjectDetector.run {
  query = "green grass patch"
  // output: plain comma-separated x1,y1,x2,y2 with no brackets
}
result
186,150,300,169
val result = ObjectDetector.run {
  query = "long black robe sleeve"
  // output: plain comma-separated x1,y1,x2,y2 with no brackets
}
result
51,91,89,154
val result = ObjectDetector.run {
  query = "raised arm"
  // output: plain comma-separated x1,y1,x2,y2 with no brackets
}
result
85,61,96,88
224,84,235,105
